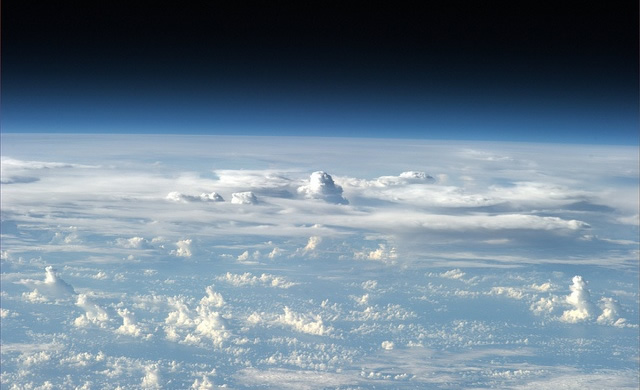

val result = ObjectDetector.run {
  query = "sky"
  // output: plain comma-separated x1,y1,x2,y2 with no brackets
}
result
2,1,638,143
1,3,639,388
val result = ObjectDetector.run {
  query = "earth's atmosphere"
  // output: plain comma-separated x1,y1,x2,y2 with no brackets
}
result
1,134,638,389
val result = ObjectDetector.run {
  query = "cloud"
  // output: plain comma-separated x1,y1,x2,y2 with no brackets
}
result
116,237,150,249
440,269,466,280
163,287,230,347
276,306,332,336
74,294,109,328
297,171,348,204
173,239,192,257
596,297,629,327
18,266,76,302
141,364,161,389
231,191,258,204
218,272,298,289
191,375,215,389
560,276,596,323
303,236,321,252
200,286,225,308
381,340,395,350
166,192,224,203
354,244,397,263
116,308,143,337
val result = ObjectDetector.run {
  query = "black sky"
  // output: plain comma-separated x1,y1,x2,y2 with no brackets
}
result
2,1,638,142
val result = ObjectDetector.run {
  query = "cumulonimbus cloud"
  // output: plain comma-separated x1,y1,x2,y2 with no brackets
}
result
297,171,348,204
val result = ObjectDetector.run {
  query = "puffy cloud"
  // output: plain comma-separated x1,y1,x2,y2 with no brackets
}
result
231,191,258,204
193,306,229,346
596,297,628,327
218,272,298,289
268,247,283,259
18,266,76,302
163,288,230,346
377,171,436,186
276,306,332,336
116,308,143,337
191,375,215,390
200,286,225,308
237,250,260,262
166,191,224,203
381,340,395,350
199,192,224,202
141,364,161,389
165,296,195,329
440,269,466,280
399,171,434,180
173,239,192,257
74,294,109,328
489,287,526,300
354,244,397,263
297,171,348,204
530,282,552,292
560,276,596,323
303,236,322,252
116,236,150,249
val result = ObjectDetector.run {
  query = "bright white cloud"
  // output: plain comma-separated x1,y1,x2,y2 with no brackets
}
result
166,192,224,203
218,272,297,289
276,306,332,336
116,308,144,337
18,266,76,302
74,294,109,328
297,171,348,204
560,276,595,323
596,297,629,327
173,239,193,257
231,191,258,204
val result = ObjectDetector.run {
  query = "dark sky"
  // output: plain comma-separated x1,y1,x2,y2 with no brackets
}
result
2,1,638,143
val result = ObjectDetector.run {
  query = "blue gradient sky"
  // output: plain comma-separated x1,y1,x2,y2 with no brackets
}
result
2,2,638,144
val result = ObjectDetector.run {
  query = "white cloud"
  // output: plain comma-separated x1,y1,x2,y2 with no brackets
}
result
596,297,629,327
199,192,224,202
297,171,348,204
268,247,283,259
381,340,395,350
200,286,225,308
116,237,149,249
560,276,595,323
191,375,215,389
18,266,76,302
231,191,258,204
173,239,192,257
440,269,466,280
141,364,161,389
490,286,526,300
354,244,397,263
530,282,552,292
116,308,143,337
74,294,109,328
218,272,298,289
166,191,224,203
303,236,321,252
276,306,332,336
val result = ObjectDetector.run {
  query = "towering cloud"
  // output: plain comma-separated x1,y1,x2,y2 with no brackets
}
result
18,266,76,301
560,276,595,323
297,171,348,204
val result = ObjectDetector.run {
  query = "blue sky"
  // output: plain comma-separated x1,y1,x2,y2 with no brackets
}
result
2,2,638,144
